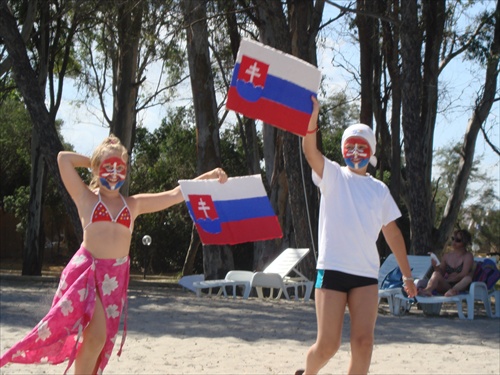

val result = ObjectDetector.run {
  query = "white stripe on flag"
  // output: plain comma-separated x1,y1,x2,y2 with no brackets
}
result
236,39,321,93
178,174,267,201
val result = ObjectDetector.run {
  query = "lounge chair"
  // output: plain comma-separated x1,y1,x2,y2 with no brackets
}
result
192,270,254,299
251,248,314,302
394,257,500,320
178,274,205,292
192,248,314,301
378,254,432,315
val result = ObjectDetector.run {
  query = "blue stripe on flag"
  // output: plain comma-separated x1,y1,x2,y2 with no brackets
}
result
231,63,315,114
186,196,276,223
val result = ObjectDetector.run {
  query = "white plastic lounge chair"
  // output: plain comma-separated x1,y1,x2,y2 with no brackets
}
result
192,248,313,301
251,248,314,302
394,257,500,320
192,270,254,299
378,254,432,315
178,274,205,292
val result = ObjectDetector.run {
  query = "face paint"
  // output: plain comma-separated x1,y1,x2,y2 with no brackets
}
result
99,157,127,190
342,136,371,169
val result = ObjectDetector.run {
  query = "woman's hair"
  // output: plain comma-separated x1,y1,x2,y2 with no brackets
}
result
454,229,472,247
89,134,128,190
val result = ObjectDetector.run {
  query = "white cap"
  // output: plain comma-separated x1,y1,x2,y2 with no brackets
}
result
341,124,377,167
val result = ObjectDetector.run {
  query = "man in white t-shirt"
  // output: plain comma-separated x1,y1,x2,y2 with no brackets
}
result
296,97,417,375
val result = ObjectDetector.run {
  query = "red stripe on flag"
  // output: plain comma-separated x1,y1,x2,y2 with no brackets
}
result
196,216,282,245
226,87,311,136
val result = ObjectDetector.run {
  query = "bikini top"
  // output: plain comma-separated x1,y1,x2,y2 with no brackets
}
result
445,262,464,274
84,192,132,232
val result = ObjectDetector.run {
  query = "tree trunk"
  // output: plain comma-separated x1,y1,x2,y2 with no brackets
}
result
248,0,324,277
400,0,433,255
380,0,403,200
110,0,144,196
254,0,295,268
22,0,49,275
287,0,323,279
182,0,233,279
22,130,45,276
356,0,376,126
182,224,201,276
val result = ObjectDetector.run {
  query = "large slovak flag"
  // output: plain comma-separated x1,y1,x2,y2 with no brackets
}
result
179,175,282,245
226,38,321,136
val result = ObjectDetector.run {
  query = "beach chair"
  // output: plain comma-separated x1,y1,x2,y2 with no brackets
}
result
394,257,500,320
192,248,313,301
178,274,205,292
251,248,314,302
378,254,432,315
192,270,253,299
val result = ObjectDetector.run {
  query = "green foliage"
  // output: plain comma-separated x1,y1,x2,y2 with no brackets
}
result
0,96,79,249
219,124,261,177
0,98,32,199
3,186,30,236
130,107,198,273
129,106,257,274
462,188,500,255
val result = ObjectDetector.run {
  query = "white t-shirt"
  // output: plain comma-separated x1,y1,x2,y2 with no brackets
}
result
312,157,401,279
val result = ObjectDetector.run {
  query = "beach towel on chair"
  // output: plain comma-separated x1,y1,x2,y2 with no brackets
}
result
473,259,500,290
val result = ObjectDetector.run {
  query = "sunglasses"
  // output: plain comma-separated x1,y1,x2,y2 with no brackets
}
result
451,236,463,243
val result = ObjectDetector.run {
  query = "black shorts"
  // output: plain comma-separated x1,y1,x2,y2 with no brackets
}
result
315,269,378,293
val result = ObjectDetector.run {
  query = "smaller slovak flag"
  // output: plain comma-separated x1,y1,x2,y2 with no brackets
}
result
226,39,321,136
179,175,282,245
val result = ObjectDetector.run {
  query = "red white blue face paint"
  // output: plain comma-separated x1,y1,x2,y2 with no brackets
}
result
342,136,371,169
99,157,127,190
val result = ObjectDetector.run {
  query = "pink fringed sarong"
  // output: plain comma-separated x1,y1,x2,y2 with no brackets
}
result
0,246,130,374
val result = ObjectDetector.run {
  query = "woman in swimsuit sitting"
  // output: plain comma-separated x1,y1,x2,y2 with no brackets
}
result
0,134,227,374
418,229,474,297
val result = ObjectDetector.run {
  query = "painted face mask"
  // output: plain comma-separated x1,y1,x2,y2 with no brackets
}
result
99,157,127,190
342,136,371,169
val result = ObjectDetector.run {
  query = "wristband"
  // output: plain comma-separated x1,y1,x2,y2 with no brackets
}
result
402,276,414,282
307,126,318,134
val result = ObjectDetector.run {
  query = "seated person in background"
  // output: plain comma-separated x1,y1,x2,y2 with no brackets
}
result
419,229,474,297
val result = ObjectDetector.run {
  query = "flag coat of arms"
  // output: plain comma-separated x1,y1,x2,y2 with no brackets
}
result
226,38,321,136
179,175,282,245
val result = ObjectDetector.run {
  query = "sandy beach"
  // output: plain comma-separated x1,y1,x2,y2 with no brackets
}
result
1,276,499,375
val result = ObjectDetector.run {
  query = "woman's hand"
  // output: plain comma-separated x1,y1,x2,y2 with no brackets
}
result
213,167,228,183
194,167,228,183
404,280,417,298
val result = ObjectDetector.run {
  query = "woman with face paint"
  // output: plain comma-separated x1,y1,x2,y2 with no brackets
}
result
0,134,228,374
297,97,417,375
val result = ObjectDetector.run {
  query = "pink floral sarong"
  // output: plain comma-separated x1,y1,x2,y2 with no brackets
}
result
0,245,130,374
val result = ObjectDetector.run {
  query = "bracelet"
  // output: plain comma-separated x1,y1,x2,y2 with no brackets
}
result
402,276,414,282
307,126,318,134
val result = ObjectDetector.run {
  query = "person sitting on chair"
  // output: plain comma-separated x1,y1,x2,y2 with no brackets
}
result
419,229,474,297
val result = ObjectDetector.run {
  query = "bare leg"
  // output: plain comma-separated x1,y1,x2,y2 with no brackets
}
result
304,288,347,374
74,296,107,375
444,275,472,296
419,272,450,296
346,284,378,375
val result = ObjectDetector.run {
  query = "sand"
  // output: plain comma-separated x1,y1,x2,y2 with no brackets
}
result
0,277,499,374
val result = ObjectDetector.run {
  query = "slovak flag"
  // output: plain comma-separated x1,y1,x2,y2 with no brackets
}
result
226,38,321,136
179,175,282,245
